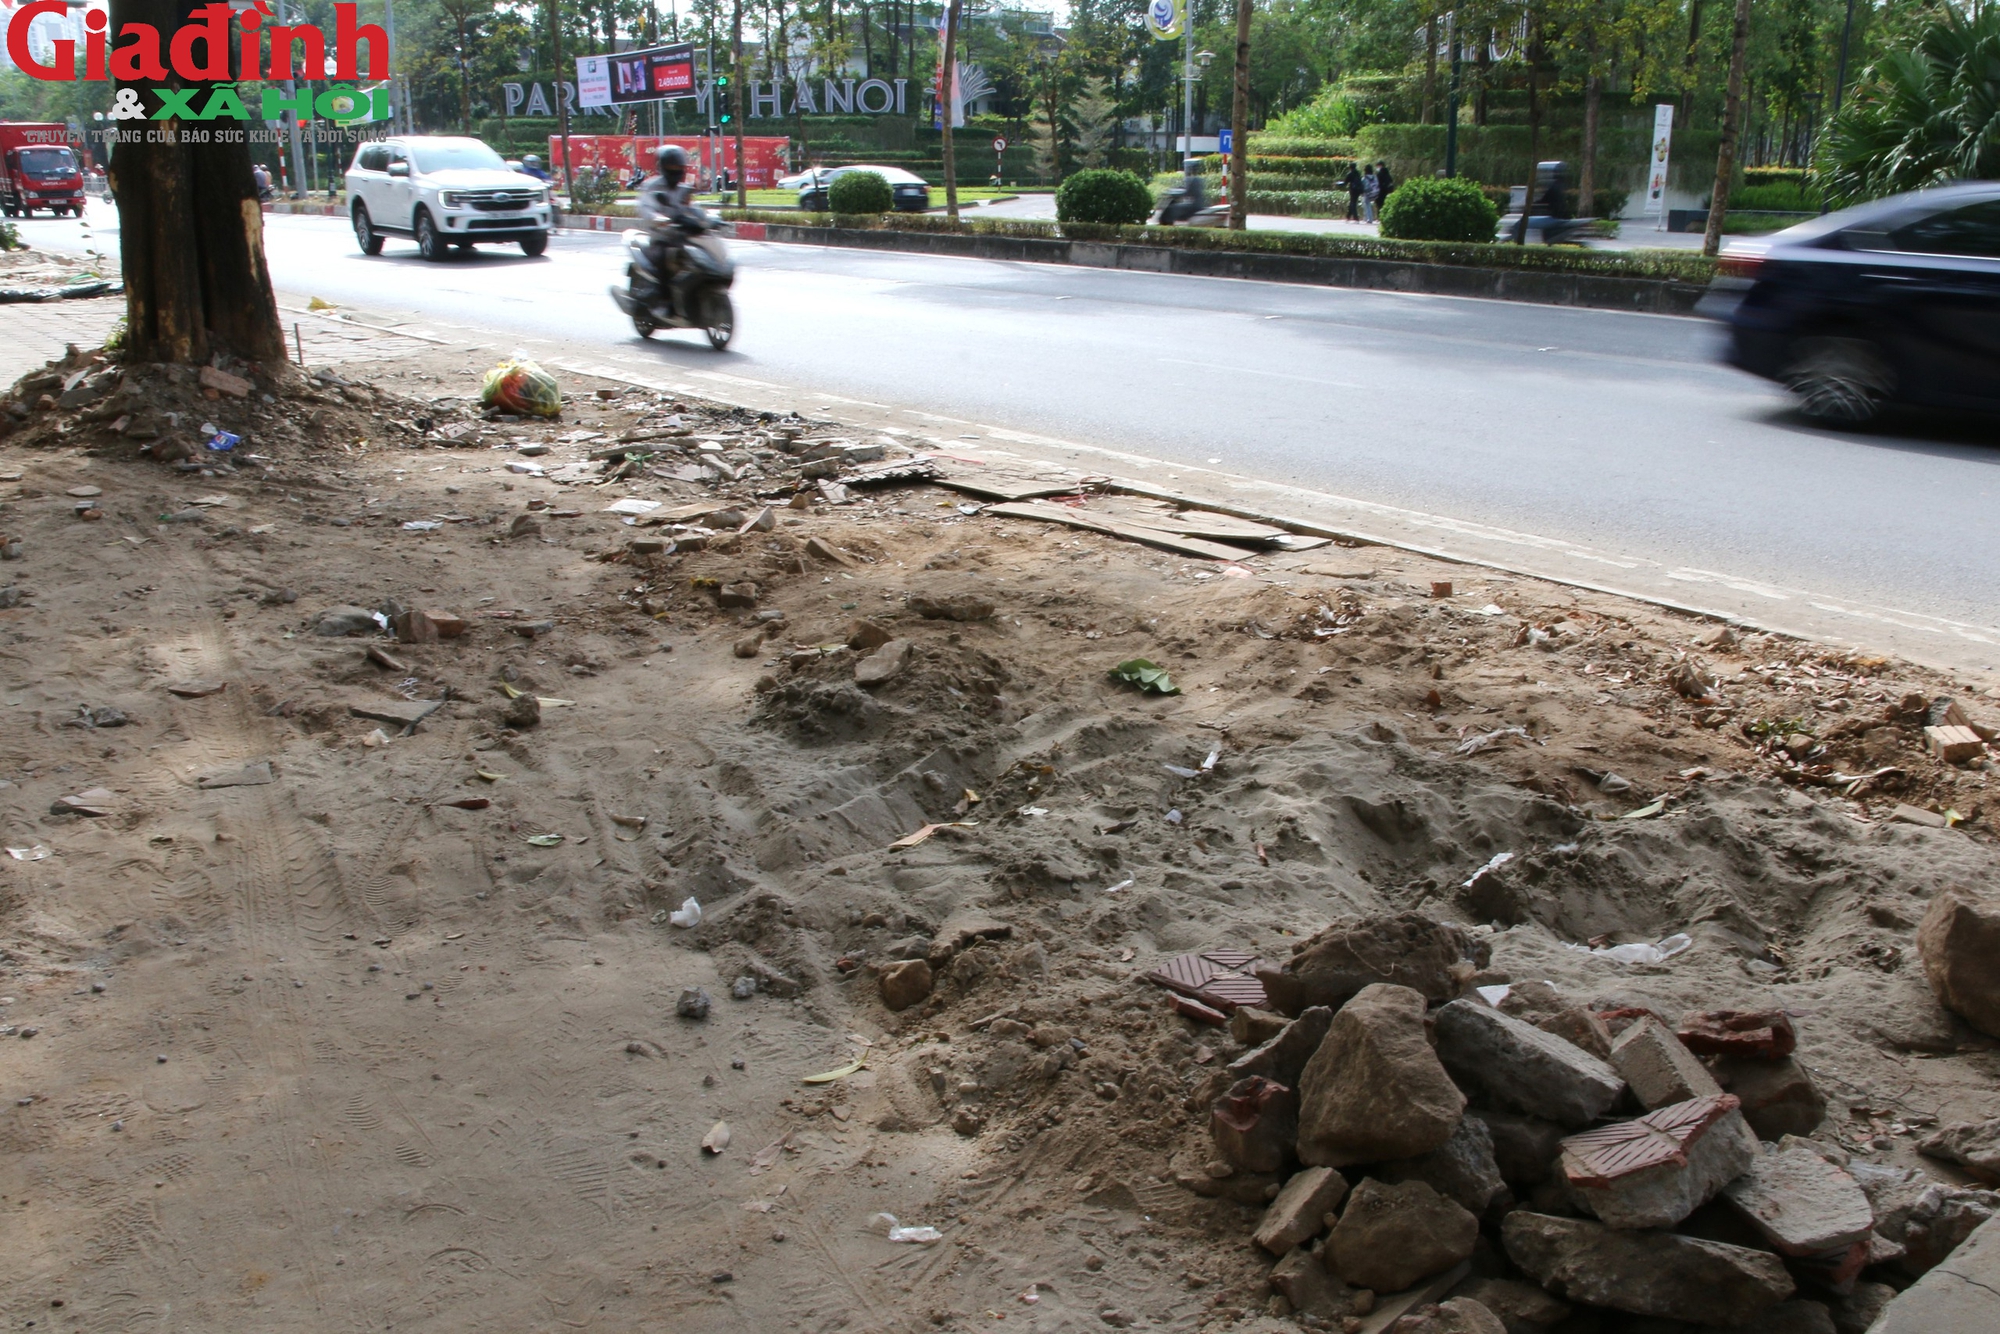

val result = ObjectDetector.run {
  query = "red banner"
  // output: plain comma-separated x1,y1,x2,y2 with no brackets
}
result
550,135,790,190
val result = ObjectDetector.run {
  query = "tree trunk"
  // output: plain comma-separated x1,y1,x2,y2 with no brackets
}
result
940,0,960,220
1681,0,1705,124
1703,0,1752,257
1516,26,1539,244
110,0,285,368
550,0,574,190
1228,0,1252,230
1422,13,1437,124
457,13,474,133
1580,58,1601,216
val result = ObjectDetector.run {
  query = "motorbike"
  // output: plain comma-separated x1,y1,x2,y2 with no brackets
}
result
1156,177,1229,228
1495,161,1596,247
610,213,736,350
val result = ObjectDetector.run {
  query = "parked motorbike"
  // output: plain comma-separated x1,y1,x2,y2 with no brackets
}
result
609,214,736,350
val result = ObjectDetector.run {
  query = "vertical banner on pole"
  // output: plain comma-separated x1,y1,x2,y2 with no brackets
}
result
1646,103,1674,218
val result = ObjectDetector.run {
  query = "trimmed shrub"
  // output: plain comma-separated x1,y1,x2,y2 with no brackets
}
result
1378,175,1499,242
1728,181,1821,211
1056,168,1154,225
828,170,893,214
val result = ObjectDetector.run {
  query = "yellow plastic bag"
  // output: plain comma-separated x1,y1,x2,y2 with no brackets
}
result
479,357,563,418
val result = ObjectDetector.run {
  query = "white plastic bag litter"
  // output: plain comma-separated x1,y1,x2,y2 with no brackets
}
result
869,1212,942,1244
1567,933,1692,965
668,897,702,928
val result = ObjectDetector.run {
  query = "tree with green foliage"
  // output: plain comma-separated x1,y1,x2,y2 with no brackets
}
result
1816,4,2000,206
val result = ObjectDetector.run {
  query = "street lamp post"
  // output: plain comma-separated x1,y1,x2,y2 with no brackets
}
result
1182,8,1195,172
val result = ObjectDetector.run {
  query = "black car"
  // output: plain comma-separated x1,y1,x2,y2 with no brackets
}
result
795,165,932,213
1705,182,2000,424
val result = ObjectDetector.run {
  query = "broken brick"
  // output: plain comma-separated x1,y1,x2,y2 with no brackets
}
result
1560,1093,1759,1229
1924,724,1985,764
198,365,253,398
1677,1009,1798,1060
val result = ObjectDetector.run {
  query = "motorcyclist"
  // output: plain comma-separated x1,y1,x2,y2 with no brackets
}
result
636,144,708,312
518,154,552,182
1159,167,1207,224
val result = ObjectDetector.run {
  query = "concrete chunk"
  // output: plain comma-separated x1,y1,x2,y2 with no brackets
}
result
1713,1054,1828,1140
1917,885,2000,1040
1560,1094,1759,1229
1723,1142,1875,1256
1327,1178,1478,1294
1918,1117,2000,1185
1609,1015,1723,1110
1382,1297,1505,1334
1268,1244,1371,1321
1444,1276,1570,1334
1254,1166,1350,1256
1228,1005,1333,1090
1257,912,1487,1014
1474,1110,1567,1188
1501,1211,1795,1326
1379,1113,1509,1217
1433,999,1626,1127
1868,1214,2000,1334
1297,984,1464,1167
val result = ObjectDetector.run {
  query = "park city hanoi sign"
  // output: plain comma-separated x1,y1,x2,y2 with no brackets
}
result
4,0,390,123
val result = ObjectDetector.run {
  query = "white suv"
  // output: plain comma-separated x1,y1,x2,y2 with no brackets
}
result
346,136,554,260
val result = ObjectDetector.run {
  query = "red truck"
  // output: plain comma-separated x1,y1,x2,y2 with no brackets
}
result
1,123,87,218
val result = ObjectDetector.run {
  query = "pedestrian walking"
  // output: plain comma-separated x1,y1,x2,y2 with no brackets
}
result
1342,162,1362,222
1361,166,1379,224
1375,162,1395,209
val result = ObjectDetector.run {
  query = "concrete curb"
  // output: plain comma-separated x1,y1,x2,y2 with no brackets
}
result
731,221,1707,315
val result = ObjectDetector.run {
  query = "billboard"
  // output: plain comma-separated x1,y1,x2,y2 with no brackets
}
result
577,43,697,109
550,134,790,190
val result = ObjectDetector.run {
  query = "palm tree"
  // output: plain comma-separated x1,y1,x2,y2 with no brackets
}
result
1816,6,2000,206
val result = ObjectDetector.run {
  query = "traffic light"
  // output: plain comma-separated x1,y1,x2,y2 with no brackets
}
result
716,72,732,125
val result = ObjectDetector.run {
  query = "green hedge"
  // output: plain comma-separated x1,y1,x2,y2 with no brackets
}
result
722,209,1717,283
1244,134,1359,158
1728,181,1820,211
1247,190,1352,216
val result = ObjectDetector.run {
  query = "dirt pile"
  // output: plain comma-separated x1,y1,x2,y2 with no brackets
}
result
2,337,1999,1331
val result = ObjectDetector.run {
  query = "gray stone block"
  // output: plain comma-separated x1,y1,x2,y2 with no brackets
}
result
1434,999,1626,1127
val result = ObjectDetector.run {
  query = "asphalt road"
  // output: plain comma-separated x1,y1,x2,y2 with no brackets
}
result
18,204,2000,665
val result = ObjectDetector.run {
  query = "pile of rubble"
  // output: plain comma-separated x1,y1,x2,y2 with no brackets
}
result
1170,901,2000,1332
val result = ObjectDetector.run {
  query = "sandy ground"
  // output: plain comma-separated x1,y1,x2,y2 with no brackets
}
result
3,323,1999,1333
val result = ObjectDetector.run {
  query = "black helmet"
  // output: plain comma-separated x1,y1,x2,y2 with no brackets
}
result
656,144,688,183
